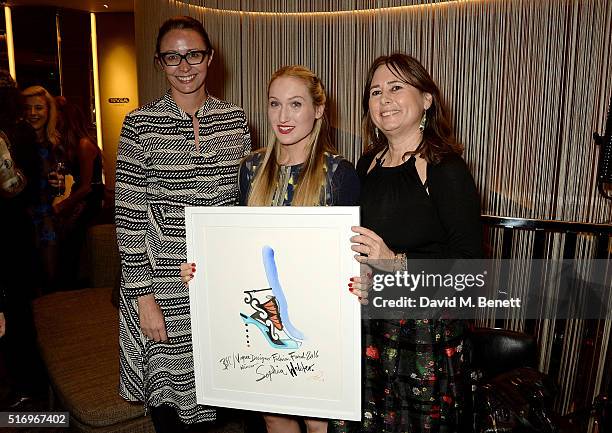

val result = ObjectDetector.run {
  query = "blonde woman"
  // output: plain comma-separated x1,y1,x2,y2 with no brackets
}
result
22,86,60,146
22,85,63,291
182,65,359,433
239,65,359,208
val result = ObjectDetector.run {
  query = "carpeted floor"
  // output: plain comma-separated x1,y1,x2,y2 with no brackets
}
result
0,342,268,433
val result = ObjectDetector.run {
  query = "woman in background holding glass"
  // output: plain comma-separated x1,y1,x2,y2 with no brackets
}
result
22,85,63,292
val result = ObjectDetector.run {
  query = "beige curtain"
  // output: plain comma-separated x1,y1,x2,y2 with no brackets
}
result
134,0,612,421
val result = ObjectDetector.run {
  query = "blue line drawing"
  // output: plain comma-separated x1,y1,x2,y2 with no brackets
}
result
240,246,304,350
262,246,304,341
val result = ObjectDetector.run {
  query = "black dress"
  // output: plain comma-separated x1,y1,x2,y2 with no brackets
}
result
0,122,48,399
67,148,104,215
56,149,104,288
350,152,482,433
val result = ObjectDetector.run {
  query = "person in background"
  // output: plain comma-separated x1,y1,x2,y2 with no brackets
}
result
0,307,5,339
181,65,360,433
115,16,251,433
348,54,482,433
0,70,48,409
21,85,63,292
55,99,104,288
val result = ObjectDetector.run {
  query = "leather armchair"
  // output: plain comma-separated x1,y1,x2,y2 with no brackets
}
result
464,327,558,433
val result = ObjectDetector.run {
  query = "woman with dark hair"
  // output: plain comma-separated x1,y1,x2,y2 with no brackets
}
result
115,15,251,433
55,101,103,287
348,54,482,432
0,70,48,408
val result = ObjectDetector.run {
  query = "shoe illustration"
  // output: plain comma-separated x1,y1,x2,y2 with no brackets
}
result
240,246,304,349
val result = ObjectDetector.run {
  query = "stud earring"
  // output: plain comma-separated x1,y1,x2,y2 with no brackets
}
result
419,110,427,132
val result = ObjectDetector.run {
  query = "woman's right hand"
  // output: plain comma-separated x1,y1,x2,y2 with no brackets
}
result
47,171,65,189
180,262,196,287
137,294,168,342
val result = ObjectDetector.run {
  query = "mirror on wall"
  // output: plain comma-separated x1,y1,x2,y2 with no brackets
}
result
0,7,9,71
11,6,60,94
7,6,93,126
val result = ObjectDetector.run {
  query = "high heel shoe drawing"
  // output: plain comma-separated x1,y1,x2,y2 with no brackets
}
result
240,313,300,349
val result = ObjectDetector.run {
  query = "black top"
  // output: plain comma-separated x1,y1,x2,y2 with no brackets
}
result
0,121,38,310
70,149,104,206
70,150,103,189
356,151,482,258
2,121,39,209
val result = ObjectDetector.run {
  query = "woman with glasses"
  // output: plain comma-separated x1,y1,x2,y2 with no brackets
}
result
115,16,251,433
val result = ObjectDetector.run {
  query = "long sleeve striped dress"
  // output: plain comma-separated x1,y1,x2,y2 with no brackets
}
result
115,91,251,423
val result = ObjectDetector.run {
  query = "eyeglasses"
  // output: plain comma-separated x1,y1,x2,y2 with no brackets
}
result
158,49,211,66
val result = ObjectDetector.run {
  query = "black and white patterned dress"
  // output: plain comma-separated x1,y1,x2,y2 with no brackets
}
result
115,91,251,423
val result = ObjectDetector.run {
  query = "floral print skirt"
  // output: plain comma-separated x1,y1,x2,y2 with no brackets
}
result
332,319,465,433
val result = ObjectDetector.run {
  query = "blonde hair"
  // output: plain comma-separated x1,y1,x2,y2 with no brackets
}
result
22,86,60,146
248,65,335,206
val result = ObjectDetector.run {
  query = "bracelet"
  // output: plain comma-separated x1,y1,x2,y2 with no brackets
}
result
393,252,407,272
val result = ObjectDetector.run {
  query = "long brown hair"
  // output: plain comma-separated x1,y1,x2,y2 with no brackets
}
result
362,54,462,164
248,65,336,206
57,101,100,165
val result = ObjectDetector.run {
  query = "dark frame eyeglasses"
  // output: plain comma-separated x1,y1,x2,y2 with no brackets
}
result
158,49,211,66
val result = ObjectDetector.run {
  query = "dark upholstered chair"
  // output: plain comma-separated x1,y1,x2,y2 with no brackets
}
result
464,327,537,380
464,327,558,433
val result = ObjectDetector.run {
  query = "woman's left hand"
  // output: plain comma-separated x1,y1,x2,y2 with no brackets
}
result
0,312,5,338
350,226,395,266
180,262,196,287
